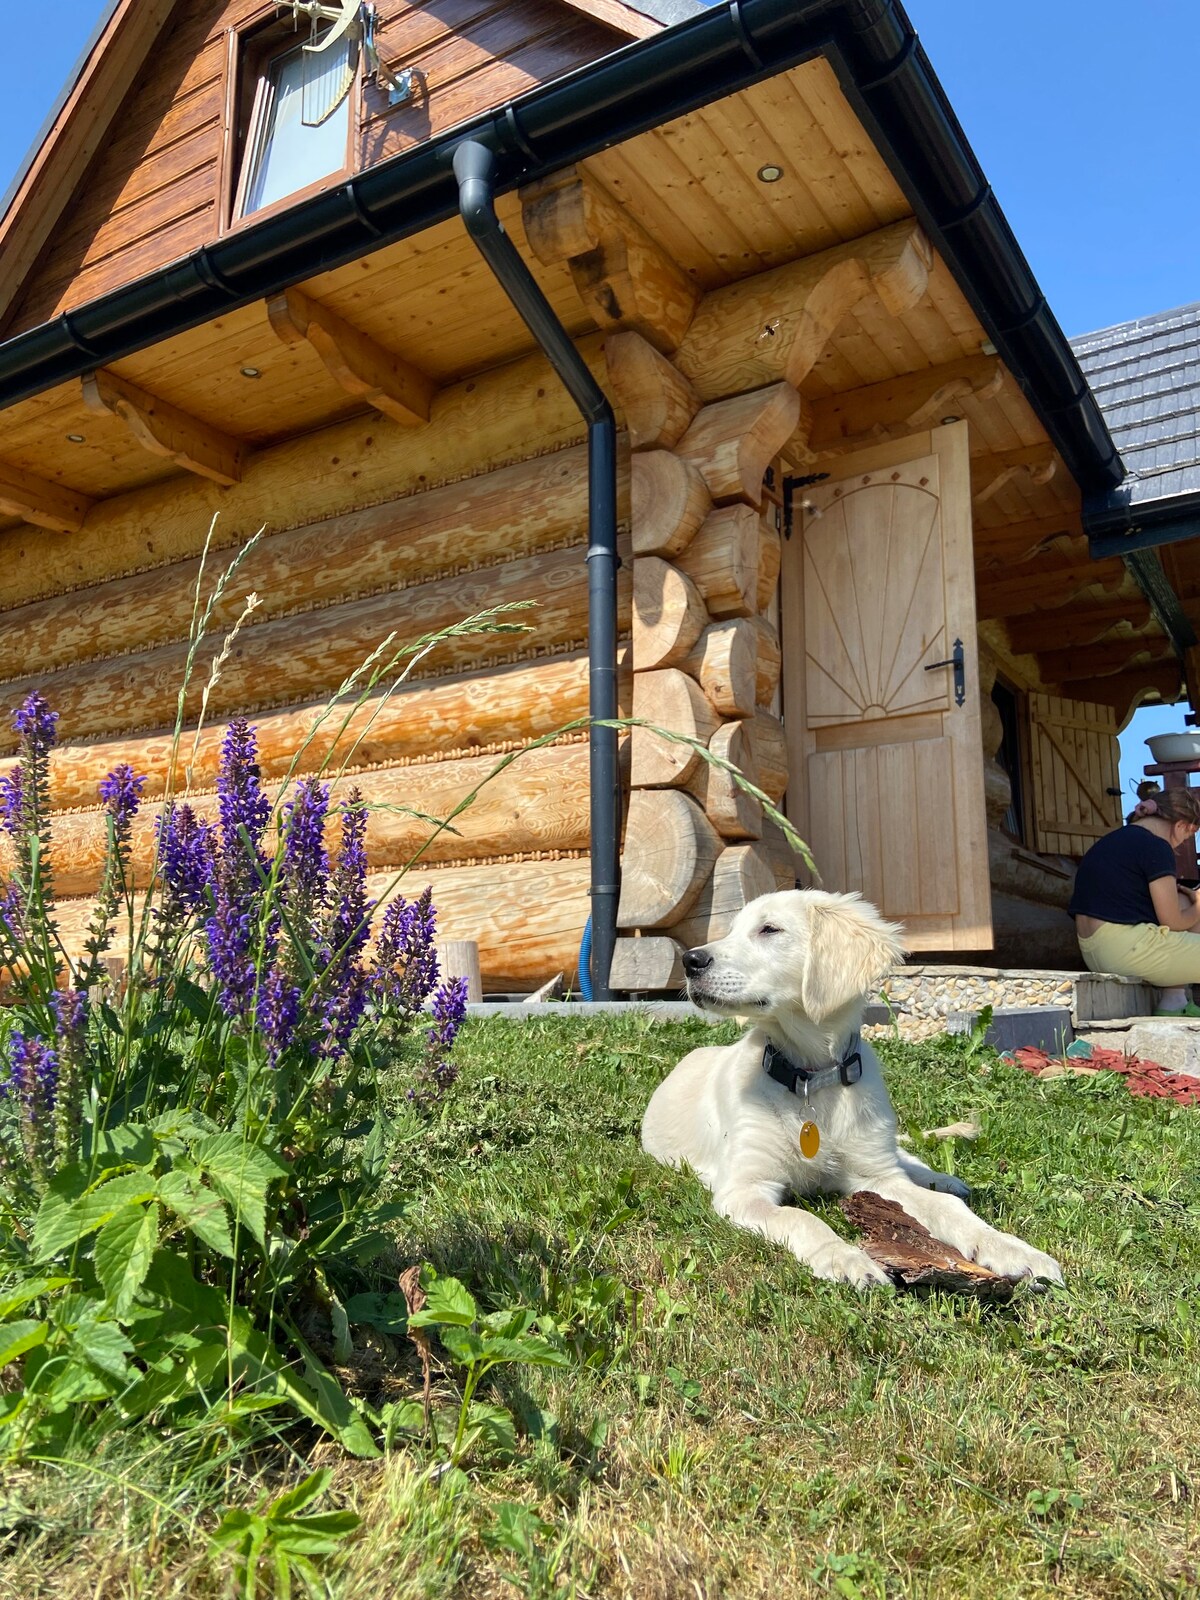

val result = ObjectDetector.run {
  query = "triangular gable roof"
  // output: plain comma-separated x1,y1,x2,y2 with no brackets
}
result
0,0,693,327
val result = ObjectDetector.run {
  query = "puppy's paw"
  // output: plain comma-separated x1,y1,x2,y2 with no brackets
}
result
808,1240,892,1290
974,1232,1063,1285
925,1171,971,1199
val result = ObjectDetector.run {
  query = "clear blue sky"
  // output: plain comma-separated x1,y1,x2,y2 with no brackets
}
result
2,0,1197,799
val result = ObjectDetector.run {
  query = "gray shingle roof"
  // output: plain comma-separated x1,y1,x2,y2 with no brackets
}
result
1072,302,1200,509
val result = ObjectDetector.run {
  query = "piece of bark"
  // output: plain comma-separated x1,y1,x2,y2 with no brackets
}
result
399,1264,433,1422
840,1191,1018,1300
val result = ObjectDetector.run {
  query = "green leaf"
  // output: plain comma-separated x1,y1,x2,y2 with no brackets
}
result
88,1123,155,1169
439,1326,487,1366
330,1296,352,1364
189,1134,287,1248
158,1170,235,1259
343,1292,408,1334
268,1469,333,1520
476,1334,570,1369
0,1319,47,1369
0,1278,72,1318
269,1511,360,1555
93,1202,159,1318
33,1171,157,1262
408,1269,477,1328
71,1318,135,1383
229,1314,379,1460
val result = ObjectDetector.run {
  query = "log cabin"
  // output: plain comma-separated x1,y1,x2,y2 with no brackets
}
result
0,0,1187,994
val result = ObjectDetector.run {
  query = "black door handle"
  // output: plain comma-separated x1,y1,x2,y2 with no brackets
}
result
924,638,965,707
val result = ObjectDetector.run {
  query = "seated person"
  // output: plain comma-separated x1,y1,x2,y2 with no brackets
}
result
1070,783,1200,1017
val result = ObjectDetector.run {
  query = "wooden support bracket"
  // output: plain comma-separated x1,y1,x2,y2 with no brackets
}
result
82,368,246,486
1037,635,1175,684
0,457,93,533
673,220,932,401
971,445,1058,505
521,165,700,353
808,355,1004,456
267,285,434,427
975,554,1126,619
1059,663,1183,728
1005,598,1151,655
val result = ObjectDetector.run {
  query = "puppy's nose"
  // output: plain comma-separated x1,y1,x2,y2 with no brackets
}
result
682,948,713,977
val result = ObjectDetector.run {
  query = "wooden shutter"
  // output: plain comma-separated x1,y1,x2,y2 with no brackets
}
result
779,423,992,950
1028,693,1121,855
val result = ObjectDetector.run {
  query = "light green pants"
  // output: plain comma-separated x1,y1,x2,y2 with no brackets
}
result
1077,920,1200,986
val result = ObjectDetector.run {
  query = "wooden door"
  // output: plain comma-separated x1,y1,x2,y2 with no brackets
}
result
1028,693,1121,855
780,423,992,949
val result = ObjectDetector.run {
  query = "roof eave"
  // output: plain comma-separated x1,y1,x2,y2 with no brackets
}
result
0,0,1123,498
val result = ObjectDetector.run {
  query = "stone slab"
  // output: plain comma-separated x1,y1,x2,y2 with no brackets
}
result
1073,972,1158,1025
946,1006,1075,1055
1101,1021,1200,1080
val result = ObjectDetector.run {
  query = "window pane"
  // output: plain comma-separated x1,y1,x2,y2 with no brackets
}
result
242,40,350,217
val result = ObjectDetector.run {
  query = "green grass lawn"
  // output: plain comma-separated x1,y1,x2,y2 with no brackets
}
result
4,1016,1199,1599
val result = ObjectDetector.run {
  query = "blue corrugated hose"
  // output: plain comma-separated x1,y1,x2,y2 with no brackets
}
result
578,916,594,1001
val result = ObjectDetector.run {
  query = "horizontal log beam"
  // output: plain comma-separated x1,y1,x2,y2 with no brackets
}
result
605,330,701,451
666,842,777,949
0,542,631,752
1,651,618,812
0,442,622,681
808,355,1004,457
53,856,594,991
1037,635,1175,684
0,457,93,533
1005,598,1152,655
521,165,700,352
674,220,931,401
0,742,592,899
82,368,247,486
618,789,721,929
0,334,609,611
267,285,435,427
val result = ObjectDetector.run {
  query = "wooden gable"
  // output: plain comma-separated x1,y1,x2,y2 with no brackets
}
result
1,0,651,338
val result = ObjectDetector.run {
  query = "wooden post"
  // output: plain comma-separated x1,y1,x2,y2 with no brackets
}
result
438,941,484,1004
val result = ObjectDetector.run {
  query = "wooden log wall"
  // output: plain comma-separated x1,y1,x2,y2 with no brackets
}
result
0,344,633,991
607,329,798,969
574,213,931,984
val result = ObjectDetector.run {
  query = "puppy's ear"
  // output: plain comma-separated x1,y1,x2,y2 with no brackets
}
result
800,895,906,1021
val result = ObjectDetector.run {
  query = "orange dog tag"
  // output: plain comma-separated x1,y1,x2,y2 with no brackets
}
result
799,1121,820,1159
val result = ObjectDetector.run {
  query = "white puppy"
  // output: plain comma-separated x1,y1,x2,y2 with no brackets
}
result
642,889,1062,1289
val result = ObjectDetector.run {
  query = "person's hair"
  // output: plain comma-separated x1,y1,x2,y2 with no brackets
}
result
1127,781,1200,827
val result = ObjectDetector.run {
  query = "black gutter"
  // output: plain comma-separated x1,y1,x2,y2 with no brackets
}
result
453,139,621,1001
0,0,1121,496
1084,486,1200,561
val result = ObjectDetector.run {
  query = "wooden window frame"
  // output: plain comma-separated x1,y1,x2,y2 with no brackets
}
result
218,8,358,236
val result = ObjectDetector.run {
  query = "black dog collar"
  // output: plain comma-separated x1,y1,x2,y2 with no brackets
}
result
763,1035,863,1101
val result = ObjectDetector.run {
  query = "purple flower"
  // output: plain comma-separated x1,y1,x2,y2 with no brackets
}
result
158,804,217,914
256,962,302,1066
1,1029,59,1115
205,887,258,1021
98,764,146,832
217,719,270,859
0,881,23,943
50,986,87,1043
13,694,58,754
0,765,24,838
374,889,439,1013
317,791,373,1055
280,777,330,929
409,975,467,1100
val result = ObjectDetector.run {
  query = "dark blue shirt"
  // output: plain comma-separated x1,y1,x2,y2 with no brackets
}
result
1068,824,1177,925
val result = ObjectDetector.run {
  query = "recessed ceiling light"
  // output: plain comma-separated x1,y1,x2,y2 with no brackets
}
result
66,433,85,443
941,415,961,425
980,340,997,356
757,163,784,183
240,366,261,379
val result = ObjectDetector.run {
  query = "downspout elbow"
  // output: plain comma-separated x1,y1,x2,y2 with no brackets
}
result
452,140,501,245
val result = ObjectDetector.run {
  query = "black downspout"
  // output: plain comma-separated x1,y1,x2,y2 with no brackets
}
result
453,138,620,1000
